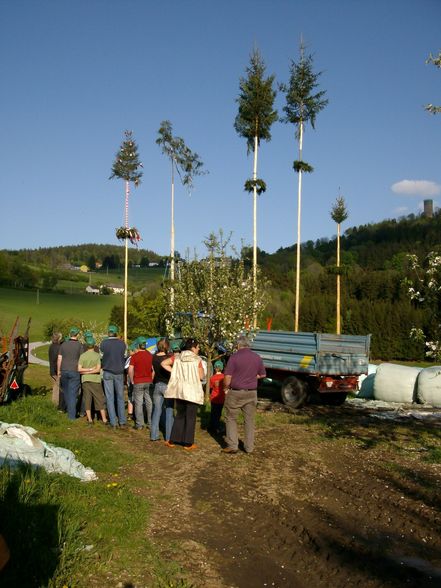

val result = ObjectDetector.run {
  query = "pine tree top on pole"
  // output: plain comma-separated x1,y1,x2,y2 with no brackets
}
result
110,130,143,186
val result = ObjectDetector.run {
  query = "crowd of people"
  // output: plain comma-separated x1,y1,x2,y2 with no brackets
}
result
49,326,266,453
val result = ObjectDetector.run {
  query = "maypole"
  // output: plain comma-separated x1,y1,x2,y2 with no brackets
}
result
294,121,304,333
110,130,143,344
170,159,175,309
124,180,130,343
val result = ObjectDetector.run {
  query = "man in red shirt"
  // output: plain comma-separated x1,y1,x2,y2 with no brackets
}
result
128,337,154,430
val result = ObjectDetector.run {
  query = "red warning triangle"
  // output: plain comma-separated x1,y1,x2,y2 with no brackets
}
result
10,379,19,390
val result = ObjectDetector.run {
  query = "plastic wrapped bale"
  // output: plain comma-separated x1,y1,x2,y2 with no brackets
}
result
357,364,378,399
416,366,441,407
373,363,421,403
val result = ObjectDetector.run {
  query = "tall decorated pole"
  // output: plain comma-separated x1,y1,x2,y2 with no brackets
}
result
330,194,348,334
156,120,206,322
281,40,327,331
110,130,143,343
235,48,277,327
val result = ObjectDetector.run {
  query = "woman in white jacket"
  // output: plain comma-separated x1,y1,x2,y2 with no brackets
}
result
161,338,204,450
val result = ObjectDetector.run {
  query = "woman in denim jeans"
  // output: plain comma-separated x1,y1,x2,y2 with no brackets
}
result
150,338,174,441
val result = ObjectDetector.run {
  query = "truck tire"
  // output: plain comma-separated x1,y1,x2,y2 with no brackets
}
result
281,376,307,408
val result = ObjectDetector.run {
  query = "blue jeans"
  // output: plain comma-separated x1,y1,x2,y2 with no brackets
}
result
133,382,153,428
103,371,126,426
151,382,174,440
60,370,81,420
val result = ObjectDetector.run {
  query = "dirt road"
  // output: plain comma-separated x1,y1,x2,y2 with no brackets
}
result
115,403,441,588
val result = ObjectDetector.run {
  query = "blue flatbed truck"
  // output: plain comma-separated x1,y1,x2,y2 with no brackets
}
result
251,330,371,408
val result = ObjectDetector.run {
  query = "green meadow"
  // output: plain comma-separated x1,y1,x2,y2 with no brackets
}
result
0,268,163,341
0,288,119,341
58,266,165,294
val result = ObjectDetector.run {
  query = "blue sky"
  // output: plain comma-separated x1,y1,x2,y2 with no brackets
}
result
1,0,440,257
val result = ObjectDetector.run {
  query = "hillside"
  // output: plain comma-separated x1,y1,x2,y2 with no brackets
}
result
1,211,440,360
251,212,440,360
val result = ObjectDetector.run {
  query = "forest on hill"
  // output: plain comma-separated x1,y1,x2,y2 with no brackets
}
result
1,211,440,361
247,212,441,361
0,243,167,290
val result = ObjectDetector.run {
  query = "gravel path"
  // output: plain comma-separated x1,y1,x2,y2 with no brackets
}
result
28,341,49,367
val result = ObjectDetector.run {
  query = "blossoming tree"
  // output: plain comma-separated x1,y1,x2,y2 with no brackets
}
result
405,252,441,361
162,231,268,399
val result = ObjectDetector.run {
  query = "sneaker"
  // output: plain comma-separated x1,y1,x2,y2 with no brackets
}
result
86,420,94,427
119,424,128,430
222,447,238,454
134,425,143,430
164,440,175,448
183,444,198,451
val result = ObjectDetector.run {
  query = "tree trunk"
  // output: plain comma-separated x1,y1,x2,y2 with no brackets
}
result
294,121,304,332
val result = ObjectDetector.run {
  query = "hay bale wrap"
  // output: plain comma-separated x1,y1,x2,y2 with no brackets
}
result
373,363,421,403
417,366,441,407
357,364,378,399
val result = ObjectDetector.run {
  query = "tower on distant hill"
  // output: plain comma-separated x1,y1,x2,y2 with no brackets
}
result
424,199,434,218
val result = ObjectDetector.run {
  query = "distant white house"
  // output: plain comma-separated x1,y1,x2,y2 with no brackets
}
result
110,287,124,295
148,262,159,267
86,285,100,295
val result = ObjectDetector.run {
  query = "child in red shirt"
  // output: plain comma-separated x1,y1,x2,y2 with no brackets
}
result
208,360,225,434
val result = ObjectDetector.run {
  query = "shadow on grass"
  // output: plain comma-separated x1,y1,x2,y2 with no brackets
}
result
306,462,441,587
306,405,441,451
198,403,226,448
0,468,60,587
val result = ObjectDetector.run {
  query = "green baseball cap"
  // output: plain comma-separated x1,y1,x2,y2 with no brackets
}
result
170,340,181,351
69,326,80,336
85,335,96,347
214,360,223,370
108,324,119,334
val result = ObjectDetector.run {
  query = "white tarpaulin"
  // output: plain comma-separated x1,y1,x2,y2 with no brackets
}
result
347,398,441,422
0,422,97,481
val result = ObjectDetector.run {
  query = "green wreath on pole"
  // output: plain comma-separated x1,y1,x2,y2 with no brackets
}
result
115,226,142,246
244,178,267,195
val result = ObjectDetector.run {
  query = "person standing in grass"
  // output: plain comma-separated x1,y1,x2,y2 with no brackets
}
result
162,338,204,450
150,338,174,442
57,326,82,420
208,360,225,435
222,335,266,454
78,336,108,425
48,332,63,408
128,336,154,430
100,325,127,429
125,341,138,422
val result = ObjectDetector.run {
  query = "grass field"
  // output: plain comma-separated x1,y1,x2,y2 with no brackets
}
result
0,268,163,341
0,288,119,342
53,267,165,294
0,365,188,587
